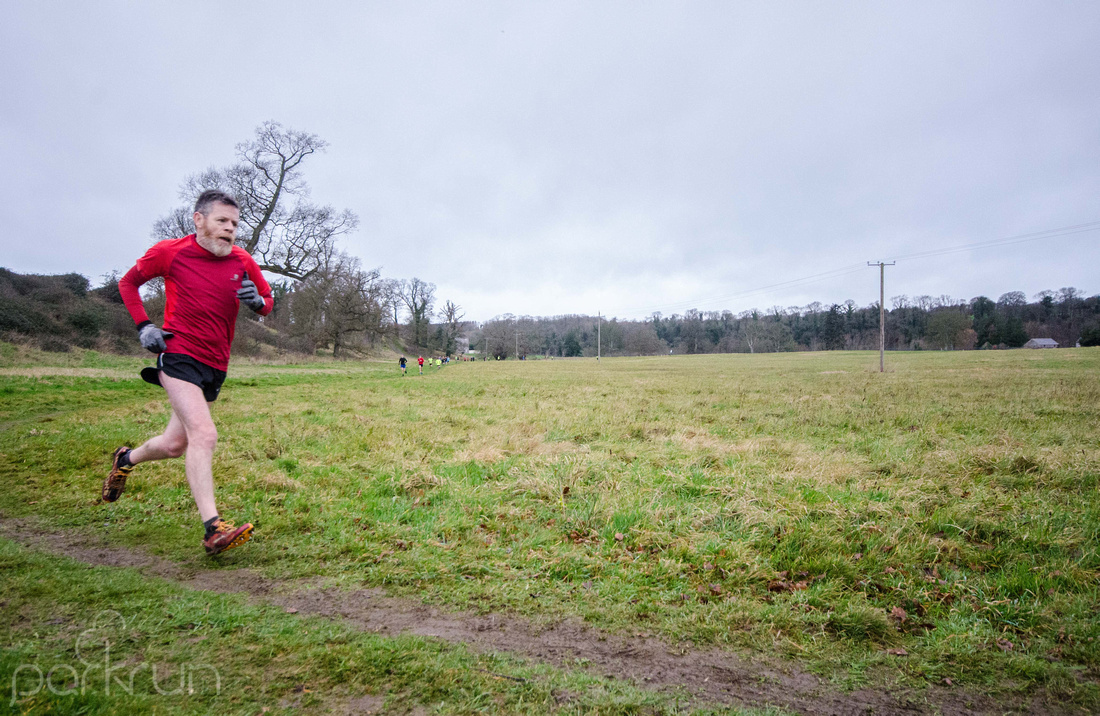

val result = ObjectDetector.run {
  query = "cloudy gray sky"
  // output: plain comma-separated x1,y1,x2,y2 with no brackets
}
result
2,1,1098,321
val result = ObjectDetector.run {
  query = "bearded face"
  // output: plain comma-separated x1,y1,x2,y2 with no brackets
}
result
193,203,240,257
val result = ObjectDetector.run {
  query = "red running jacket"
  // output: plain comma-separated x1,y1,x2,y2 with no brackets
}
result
119,235,273,371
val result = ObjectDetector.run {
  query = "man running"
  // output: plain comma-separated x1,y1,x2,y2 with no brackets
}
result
399,356,407,376
103,189,273,556
418,355,424,375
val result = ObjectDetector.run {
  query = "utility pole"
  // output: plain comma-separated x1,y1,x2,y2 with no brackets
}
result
597,311,601,361
867,261,895,372
515,329,518,359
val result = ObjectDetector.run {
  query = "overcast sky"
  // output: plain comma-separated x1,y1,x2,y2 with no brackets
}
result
2,1,1098,322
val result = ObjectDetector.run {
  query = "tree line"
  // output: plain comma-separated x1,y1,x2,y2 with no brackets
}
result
0,264,460,359
5,263,1096,359
469,289,1100,358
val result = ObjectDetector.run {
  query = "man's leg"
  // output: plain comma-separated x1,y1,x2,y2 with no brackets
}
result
103,400,189,503
158,373,219,522
128,410,188,464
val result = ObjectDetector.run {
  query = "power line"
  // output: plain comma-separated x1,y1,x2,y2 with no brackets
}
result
884,221,1100,263
610,220,1099,317
615,263,868,315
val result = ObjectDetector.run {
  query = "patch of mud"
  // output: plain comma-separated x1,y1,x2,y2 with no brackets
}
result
0,517,1075,715
342,694,386,715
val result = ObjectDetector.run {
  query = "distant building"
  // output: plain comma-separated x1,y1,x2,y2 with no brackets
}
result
1024,338,1058,349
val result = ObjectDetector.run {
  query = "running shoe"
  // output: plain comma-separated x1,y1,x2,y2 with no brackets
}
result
203,520,254,556
102,446,133,502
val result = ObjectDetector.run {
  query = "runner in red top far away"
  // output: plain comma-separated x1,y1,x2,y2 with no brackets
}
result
104,189,273,556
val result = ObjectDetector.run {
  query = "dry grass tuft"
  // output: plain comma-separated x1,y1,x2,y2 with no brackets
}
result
453,446,508,463
400,470,445,492
261,473,302,491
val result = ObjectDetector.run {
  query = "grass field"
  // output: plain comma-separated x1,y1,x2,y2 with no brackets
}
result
2,342,1099,713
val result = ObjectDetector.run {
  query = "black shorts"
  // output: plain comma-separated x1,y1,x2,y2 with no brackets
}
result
155,353,227,402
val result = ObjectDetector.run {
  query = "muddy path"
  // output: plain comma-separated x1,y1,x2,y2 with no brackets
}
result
0,517,1073,715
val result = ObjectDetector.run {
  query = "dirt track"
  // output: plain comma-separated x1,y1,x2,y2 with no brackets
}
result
0,517,1075,715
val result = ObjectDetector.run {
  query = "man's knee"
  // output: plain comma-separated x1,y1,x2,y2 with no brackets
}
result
188,423,218,452
163,435,188,458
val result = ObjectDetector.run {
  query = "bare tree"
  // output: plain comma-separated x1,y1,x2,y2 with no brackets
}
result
154,121,358,280
289,253,383,357
151,206,194,243
482,314,515,359
741,317,760,354
621,321,667,355
934,295,958,309
441,300,465,355
379,278,404,339
400,277,436,348
680,309,706,353
926,310,971,350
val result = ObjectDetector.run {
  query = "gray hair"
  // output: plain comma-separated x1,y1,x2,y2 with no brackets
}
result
193,189,239,216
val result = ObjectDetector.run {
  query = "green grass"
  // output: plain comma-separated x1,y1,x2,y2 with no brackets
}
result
3,345,1099,708
2,538,750,715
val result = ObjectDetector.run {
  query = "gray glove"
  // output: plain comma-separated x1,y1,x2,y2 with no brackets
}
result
138,324,174,353
237,272,265,312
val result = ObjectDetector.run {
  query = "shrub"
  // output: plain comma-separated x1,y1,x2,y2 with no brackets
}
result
59,273,90,297
91,272,125,304
37,335,71,353
0,296,61,335
67,304,108,337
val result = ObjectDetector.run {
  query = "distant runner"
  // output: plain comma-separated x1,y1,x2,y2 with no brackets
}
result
399,356,407,376
418,355,424,375
104,189,273,556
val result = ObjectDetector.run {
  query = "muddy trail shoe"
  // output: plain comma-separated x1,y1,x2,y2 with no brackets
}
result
102,447,134,502
203,520,254,556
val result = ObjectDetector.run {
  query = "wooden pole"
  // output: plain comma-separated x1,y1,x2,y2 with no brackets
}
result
867,261,895,373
